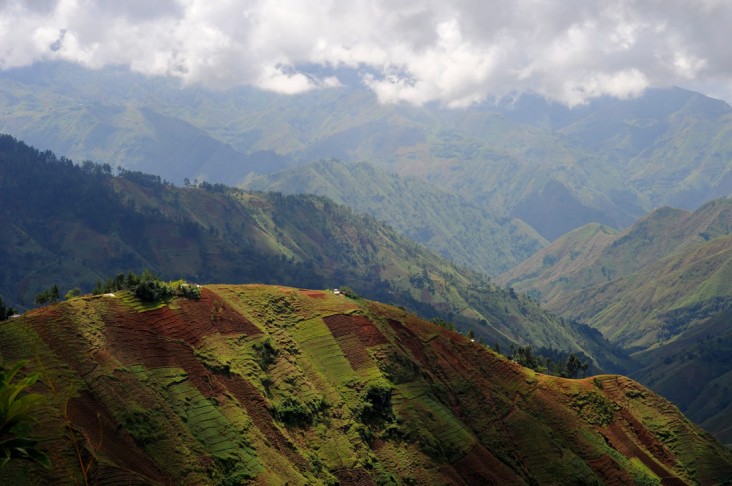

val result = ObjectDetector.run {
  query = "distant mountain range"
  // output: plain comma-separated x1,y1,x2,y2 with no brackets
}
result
3,284,731,484
3,62,732,241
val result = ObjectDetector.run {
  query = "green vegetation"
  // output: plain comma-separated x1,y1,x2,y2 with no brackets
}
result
0,297,15,320
0,361,50,469
33,285,60,306
569,391,620,426
91,270,201,302
496,345,591,378
244,159,547,275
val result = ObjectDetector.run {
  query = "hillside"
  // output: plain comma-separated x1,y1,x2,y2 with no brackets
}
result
0,134,625,371
631,309,732,446
243,159,546,276
4,63,732,240
498,198,732,442
499,198,732,349
2,285,731,484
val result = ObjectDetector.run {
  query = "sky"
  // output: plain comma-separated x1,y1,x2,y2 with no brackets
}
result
1,0,731,107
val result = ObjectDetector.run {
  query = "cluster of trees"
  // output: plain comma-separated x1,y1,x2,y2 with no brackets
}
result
494,344,590,379
93,270,201,302
0,297,16,320
33,285,60,306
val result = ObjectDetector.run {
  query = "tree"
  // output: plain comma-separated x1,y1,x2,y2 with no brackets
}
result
33,291,50,307
34,285,60,307
65,288,81,300
0,361,50,469
565,354,583,379
0,297,15,321
49,285,60,303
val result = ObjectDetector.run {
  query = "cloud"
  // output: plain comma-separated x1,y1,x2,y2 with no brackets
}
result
1,0,731,106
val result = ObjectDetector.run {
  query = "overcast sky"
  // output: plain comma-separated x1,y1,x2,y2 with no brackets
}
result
1,0,731,107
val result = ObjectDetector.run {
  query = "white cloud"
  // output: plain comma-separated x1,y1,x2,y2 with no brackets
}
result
1,0,731,105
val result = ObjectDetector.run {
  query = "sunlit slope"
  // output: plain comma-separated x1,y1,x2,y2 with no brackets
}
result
2,285,731,484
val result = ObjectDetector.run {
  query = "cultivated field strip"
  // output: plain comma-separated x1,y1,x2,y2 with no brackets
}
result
67,390,171,484
222,374,308,469
291,317,358,386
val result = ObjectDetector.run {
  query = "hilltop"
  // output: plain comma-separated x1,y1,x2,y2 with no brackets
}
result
2,284,731,484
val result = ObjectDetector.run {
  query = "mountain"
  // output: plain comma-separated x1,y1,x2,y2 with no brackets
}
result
2,284,731,484
243,159,547,276
498,198,732,350
0,134,624,371
4,63,732,240
497,197,732,442
497,88,732,210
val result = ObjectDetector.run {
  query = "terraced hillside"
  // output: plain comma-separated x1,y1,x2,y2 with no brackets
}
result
1,285,731,484
498,197,732,443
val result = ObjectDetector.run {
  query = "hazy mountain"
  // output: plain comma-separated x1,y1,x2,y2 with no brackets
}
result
243,159,547,275
0,134,624,370
3,63,732,241
3,284,731,484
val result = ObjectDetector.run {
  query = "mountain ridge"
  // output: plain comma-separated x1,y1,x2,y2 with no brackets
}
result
5,62,732,239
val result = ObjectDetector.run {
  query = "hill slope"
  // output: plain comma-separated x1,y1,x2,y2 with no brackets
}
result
631,309,732,446
0,134,623,370
243,159,546,275
498,198,732,442
499,198,732,349
2,285,730,485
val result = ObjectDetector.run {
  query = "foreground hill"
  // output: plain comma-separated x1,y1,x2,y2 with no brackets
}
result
243,159,546,276
2,285,730,484
0,134,623,370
